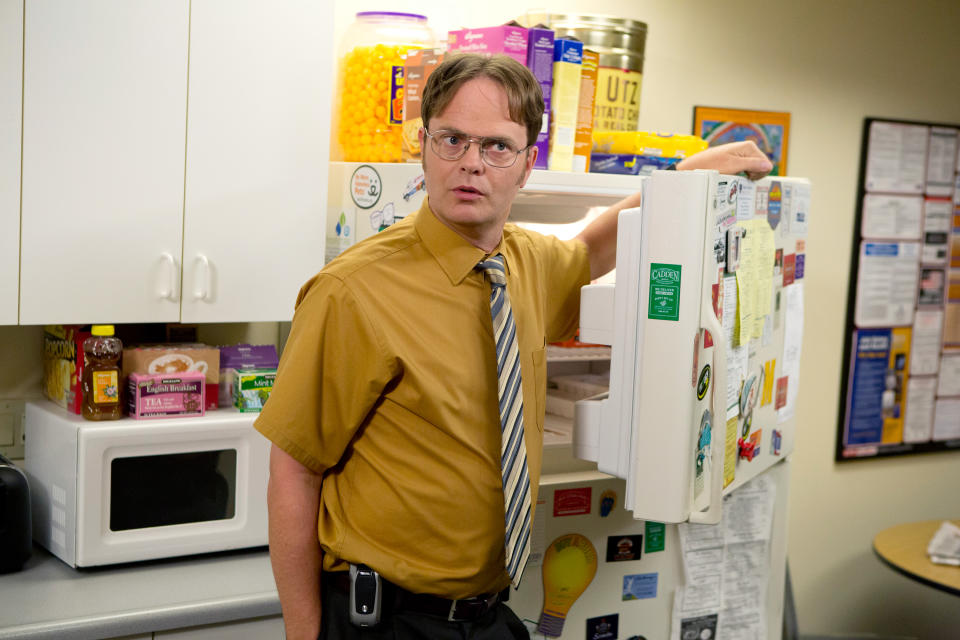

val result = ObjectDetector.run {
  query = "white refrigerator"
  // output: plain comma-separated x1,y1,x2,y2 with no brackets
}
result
326,162,811,640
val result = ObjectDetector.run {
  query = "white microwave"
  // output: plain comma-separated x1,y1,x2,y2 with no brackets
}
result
24,401,270,568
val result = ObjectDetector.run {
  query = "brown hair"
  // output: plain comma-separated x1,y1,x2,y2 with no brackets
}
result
421,53,545,147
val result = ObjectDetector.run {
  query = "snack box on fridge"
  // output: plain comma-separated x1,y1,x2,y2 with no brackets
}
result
526,26,554,169
447,24,528,64
402,49,444,163
41,325,90,414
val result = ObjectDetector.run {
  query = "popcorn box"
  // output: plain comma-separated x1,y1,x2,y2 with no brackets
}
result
526,26,554,169
447,25,529,64
127,372,205,419
122,345,220,411
41,325,90,414
402,49,444,162
232,368,277,413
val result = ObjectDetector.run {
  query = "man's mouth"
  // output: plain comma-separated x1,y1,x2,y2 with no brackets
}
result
453,185,484,200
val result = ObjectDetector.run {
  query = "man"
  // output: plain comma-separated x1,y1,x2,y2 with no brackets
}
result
255,53,772,640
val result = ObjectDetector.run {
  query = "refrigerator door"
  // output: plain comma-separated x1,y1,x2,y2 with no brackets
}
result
574,171,811,522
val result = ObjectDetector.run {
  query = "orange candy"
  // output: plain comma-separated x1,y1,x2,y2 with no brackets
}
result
335,44,415,162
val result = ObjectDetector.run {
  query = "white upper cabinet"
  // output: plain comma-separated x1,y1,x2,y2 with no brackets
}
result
16,0,332,325
19,0,190,325
0,0,23,325
181,0,332,322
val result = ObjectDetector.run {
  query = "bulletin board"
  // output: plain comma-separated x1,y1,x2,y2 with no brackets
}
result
837,117,960,461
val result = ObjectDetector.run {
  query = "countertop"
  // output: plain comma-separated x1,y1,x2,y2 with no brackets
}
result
0,544,279,639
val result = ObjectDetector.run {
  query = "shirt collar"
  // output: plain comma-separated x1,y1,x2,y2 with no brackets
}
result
415,197,511,285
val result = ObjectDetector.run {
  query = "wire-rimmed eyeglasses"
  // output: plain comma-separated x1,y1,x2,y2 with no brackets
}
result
423,128,531,168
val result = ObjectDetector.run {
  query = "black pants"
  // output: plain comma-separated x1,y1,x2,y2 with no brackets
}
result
318,578,530,640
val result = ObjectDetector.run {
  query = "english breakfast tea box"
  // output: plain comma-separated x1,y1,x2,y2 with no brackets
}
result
122,344,219,410
127,372,206,419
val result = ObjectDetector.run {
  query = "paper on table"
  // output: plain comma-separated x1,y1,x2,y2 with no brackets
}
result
779,283,804,423
927,521,960,562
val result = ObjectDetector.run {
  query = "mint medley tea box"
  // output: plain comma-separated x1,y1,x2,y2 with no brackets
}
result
232,368,276,412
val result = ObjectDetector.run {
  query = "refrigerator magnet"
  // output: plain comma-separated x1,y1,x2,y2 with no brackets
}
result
585,614,618,640
599,490,617,517
771,429,783,455
697,364,711,400
644,521,666,553
554,487,592,517
622,572,658,600
605,535,642,562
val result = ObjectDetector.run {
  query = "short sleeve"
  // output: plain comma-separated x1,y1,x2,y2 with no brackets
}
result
540,235,591,342
254,273,397,474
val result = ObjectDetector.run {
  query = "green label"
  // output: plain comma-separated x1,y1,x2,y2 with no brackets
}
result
648,263,682,321
644,521,666,553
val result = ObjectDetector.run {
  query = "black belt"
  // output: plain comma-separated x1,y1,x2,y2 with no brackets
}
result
324,570,505,622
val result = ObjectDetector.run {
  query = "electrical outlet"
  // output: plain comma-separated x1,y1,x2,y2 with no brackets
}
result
0,399,26,460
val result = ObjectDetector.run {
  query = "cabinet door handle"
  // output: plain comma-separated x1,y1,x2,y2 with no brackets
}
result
193,254,212,301
157,253,179,301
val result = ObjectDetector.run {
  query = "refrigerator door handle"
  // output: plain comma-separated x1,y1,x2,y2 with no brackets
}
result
689,281,726,525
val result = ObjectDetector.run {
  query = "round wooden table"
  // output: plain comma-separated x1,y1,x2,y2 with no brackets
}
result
873,519,960,596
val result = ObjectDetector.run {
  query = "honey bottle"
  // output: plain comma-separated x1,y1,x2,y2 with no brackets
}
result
81,325,123,420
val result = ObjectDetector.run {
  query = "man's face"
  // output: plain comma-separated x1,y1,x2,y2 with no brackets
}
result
419,77,537,250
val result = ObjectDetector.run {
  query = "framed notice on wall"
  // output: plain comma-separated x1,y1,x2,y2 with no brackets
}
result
837,117,960,460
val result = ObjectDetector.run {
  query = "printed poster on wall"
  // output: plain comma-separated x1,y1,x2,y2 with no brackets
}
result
844,328,912,448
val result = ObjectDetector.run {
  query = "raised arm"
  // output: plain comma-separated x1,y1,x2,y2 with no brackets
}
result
575,140,774,278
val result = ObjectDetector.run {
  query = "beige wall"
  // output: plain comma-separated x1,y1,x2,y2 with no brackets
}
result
334,0,960,636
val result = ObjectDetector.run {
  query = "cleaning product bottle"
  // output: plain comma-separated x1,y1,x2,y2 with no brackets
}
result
81,325,123,420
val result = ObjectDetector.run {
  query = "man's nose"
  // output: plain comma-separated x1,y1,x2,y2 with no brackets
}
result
459,141,485,172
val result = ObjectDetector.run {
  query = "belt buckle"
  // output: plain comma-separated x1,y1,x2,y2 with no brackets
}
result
447,599,461,622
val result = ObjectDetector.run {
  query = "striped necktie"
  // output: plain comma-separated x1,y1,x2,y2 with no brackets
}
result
477,254,531,588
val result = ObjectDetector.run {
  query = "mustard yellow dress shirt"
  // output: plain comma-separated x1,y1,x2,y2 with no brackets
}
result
255,198,590,598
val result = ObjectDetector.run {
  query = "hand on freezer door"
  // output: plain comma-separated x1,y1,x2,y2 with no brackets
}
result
676,140,774,180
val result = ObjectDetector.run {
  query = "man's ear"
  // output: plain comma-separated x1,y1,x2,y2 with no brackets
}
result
517,146,538,187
